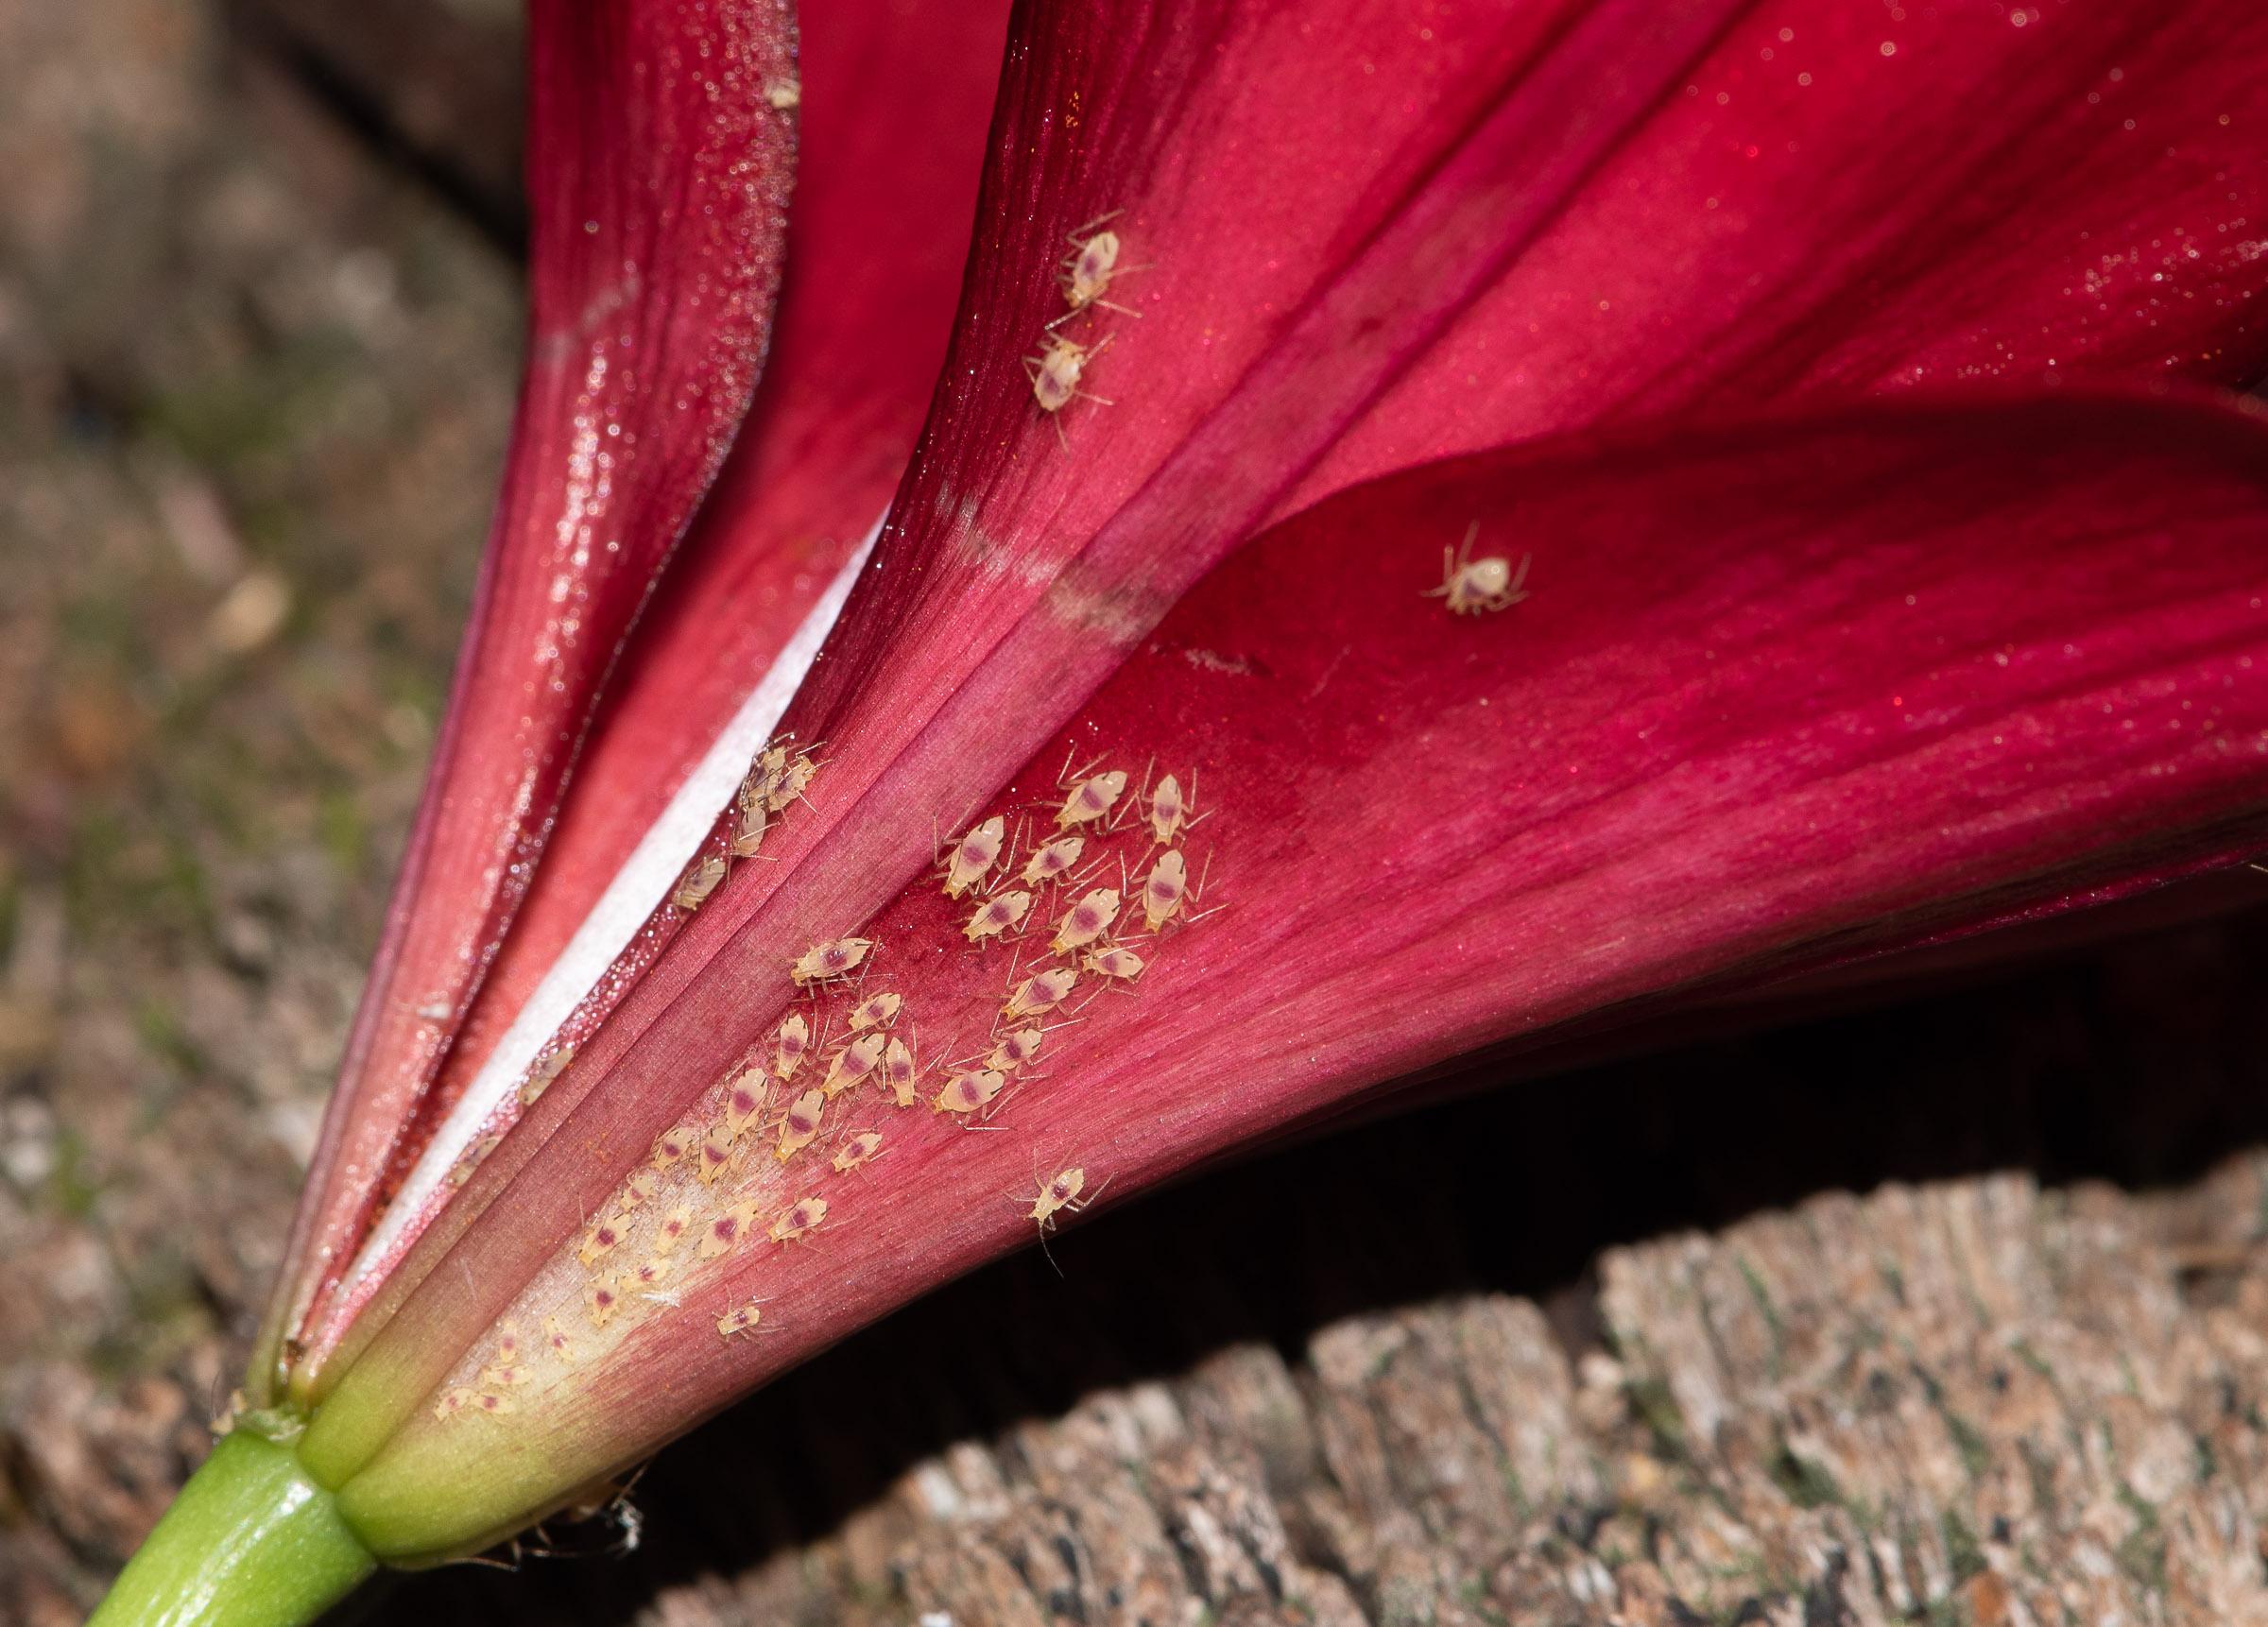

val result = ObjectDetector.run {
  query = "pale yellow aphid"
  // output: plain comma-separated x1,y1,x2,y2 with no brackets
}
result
651,1205,695,1257
1048,212,1143,328
1424,523,1531,616
541,1315,577,1363
745,744,791,807
723,1068,767,1138
775,1087,826,1161
820,1031,887,1099
765,752,818,814
730,798,769,859
674,853,729,912
1146,773,1190,846
716,1300,767,1339
619,1168,661,1211
519,1042,576,1107
1026,1166,1092,1232
790,936,873,987
1142,849,1187,933
578,1215,627,1268
1003,964,1078,1021
848,990,902,1032
771,1012,811,1080
467,1392,514,1416
696,1123,737,1186
833,1129,885,1173
480,1360,530,1390
1051,886,1121,954
1083,944,1145,982
933,1068,1007,1118
1021,834,1085,887
1056,769,1128,831
1025,332,1113,417
699,1200,762,1259
965,888,1033,944
447,1133,501,1188
433,1387,474,1422
987,1025,1049,1072
585,1276,623,1328
771,1194,829,1243
942,815,1005,899
627,1255,675,1293
883,1036,919,1107
651,1125,693,1172
490,1326,525,1365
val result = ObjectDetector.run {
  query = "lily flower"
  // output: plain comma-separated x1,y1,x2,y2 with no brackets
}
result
95,0,2268,1620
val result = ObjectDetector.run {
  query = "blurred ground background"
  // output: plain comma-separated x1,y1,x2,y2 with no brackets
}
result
5,4,2268,1624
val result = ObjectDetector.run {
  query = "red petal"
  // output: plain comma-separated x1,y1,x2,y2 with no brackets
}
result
314,392,2268,1546
255,0,797,1398
288,0,2268,1424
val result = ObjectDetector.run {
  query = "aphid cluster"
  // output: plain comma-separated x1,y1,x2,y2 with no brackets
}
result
1025,211,1143,445
675,737,823,917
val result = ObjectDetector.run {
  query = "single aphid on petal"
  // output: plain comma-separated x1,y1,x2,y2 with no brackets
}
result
94,0,2268,1619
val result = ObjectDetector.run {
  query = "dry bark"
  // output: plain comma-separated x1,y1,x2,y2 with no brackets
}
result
526,1157,2267,1627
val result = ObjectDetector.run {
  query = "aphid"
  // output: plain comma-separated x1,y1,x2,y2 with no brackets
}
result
490,1326,525,1365
1146,773,1192,846
883,1036,919,1107
986,1025,1049,1071
848,990,902,1033
618,1168,661,1211
698,1200,761,1259
651,1125,693,1171
1142,849,1188,932
651,1205,694,1257
730,798,768,859
468,1391,514,1416
942,815,1005,899
696,1123,737,1186
744,743,791,808
1083,944,1146,982
723,1068,767,1138
1025,1165,1097,1232
1055,768,1128,831
628,1255,676,1293
447,1133,501,1188
765,751,818,814
1051,886,1121,954
1021,834,1086,887
790,935,873,988
933,1068,1007,1118
479,1360,529,1390
820,1031,887,1099
1048,211,1143,328
1025,333,1113,420
964,888,1033,944
771,1012,811,1080
578,1215,627,1268
1424,522,1532,616
674,853,729,912
542,1315,577,1363
1003,964,1079,1021
585,1276,623,1328
770,1194,829,1243
433,1387,474,1422
716,1299,768,1339
832,1129,885,1173
775,1087,826,1161
520,1042,576,1106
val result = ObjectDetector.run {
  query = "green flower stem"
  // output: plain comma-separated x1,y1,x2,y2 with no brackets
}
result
89,1428,375,1627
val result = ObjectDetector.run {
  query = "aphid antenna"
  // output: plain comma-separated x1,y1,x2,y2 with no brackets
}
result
1063,206,1125,242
